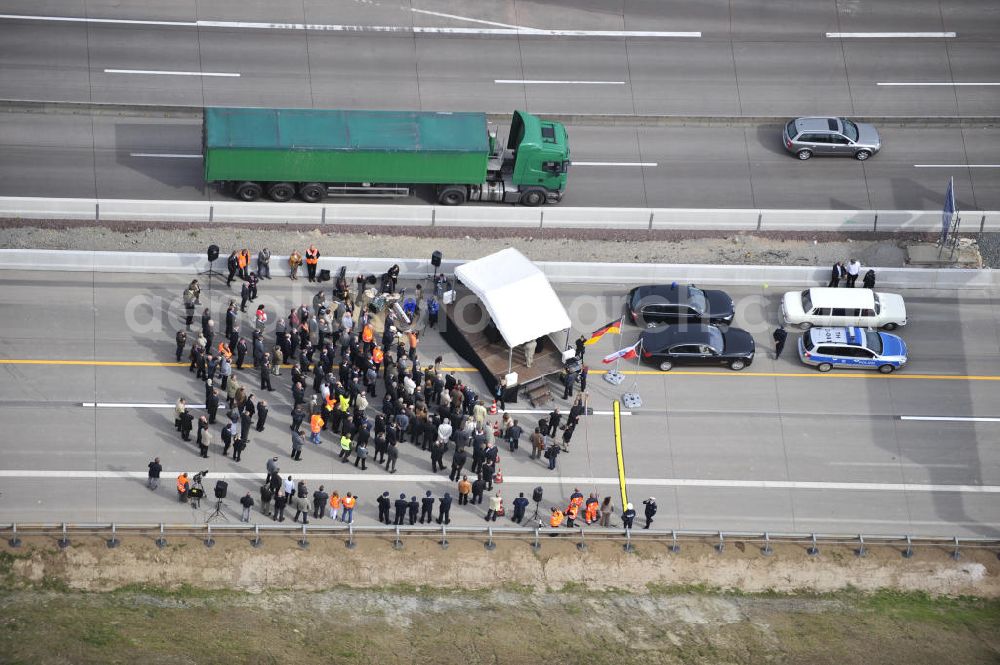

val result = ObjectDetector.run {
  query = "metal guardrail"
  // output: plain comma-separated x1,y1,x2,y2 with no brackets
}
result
3,523,998,560
2,196,998,233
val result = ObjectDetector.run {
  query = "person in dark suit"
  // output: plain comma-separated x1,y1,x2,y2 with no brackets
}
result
828,261,845,287
772,326,788,359
420,491,435,523
407,496,419,525
377,491,391,524
255,400,269,432
547,409,561,437
393,493,408,525
206,387,220,424
226,251,239,287
436,492,452,525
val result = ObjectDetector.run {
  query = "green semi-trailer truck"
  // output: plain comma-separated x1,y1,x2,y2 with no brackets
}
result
203,108,570,206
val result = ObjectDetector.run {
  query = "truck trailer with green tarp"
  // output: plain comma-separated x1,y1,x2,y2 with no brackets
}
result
203,107,570,206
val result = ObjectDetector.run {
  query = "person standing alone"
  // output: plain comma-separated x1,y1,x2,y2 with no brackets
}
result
147,457,162,490
772,326,788,359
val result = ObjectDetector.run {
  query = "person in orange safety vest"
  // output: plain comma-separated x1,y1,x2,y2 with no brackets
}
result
305,245,320,282
549,507,564,528
565,502,579,528
176,473,190,502
309,413,324,445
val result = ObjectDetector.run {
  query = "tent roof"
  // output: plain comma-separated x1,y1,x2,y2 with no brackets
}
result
454,248,571,348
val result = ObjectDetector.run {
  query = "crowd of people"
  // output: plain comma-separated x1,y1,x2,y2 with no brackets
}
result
159,248,638,531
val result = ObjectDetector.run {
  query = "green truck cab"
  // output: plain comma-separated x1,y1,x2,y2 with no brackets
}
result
203,108,569,206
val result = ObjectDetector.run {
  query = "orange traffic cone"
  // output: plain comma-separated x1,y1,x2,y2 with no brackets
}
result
489,400,497,415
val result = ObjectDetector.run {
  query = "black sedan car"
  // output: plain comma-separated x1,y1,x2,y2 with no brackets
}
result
627,283,735,327
639,324,755,371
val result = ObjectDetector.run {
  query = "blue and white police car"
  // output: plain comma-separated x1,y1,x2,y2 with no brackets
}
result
798,326,907,374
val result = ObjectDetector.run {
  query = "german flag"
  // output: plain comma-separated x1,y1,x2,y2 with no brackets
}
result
584,318,623,346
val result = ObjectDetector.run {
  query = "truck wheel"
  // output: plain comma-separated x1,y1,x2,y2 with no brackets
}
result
267,182,295,202
299,183,325,203
519,189,545,206
438,186,467,206
235,182,263,202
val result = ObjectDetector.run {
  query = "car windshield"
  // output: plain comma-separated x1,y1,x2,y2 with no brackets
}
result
842,119,859,141
707,327,724,353
801,290,812,312
686,287,707,314
864,331,883,354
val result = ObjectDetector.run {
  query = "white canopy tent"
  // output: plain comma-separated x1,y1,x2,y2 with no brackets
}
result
454,247,571,351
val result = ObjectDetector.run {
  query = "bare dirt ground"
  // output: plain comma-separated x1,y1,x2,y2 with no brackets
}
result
1,536,999,665
0,221,927,267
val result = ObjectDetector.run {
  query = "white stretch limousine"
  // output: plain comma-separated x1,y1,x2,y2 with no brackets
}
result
781,287,907,331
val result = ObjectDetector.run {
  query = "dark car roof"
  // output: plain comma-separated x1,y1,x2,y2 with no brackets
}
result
640,324,722,350
630,284,695,304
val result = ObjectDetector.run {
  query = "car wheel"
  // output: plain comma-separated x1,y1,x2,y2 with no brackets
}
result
798,322,812,330
817,362,832,372
878,364,895,374
729,359,746,371
854,150,872,161
658,361,673,372
881,322,898,331
797,149,812,160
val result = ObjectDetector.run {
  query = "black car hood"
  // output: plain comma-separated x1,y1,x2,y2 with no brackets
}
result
723,328,755,356
704,290,735,320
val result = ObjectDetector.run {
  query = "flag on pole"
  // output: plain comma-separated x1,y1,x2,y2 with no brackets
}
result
941,177,956,244
584,317,623,346
602,341,639,364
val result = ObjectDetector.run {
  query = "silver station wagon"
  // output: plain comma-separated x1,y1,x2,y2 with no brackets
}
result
783,117,881,161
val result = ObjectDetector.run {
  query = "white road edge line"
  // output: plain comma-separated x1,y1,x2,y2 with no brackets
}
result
900,415,1000,422
0,14,701,37
878,82,1000,86
827,32,956,38
105,69,240,77
913,164,1000,168
494,79,626,85
2,470,997,494
130,153,202,159
572,161,659,167
409,8,524,30
81,402,207,408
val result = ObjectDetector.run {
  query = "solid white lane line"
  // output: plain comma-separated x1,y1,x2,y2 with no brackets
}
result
503,409,632,416
0,13,191,26
572,161,658,167
878,82,1000,86
81,402,206,408
1,470,996,494
900,415,1000,422
409,8,523,30
494,79,626,85
913,164,1000,168
827,32,956,38
105,68,240,77
0,14,700,38
828,462,972,468
130,153,202,159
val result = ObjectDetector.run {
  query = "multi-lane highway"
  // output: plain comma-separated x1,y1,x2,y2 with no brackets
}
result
1,1,999,209
0,269,997,537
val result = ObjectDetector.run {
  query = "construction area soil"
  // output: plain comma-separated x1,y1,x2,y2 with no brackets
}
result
1,536,999,664
0,221,946,267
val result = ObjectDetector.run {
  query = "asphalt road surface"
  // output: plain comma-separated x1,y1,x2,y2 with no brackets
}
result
0,269,997,538
1,1,999,209
1,110,998,210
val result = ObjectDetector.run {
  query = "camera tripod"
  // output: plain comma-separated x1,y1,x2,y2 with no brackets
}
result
530,499,541,522
206,498,229,523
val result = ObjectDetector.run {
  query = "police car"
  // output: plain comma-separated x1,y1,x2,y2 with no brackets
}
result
798,327,907,374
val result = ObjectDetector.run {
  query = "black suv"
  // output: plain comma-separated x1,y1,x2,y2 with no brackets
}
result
639,324,755,371
627,284,735,327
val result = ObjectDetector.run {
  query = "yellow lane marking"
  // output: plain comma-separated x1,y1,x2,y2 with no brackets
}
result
613,400,628,511
594,369,1000,381
0,359,996,381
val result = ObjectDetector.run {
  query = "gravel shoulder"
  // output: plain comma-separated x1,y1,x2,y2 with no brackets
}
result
0,222,926,267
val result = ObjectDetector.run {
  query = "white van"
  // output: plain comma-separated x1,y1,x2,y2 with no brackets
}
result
781,287,906,330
